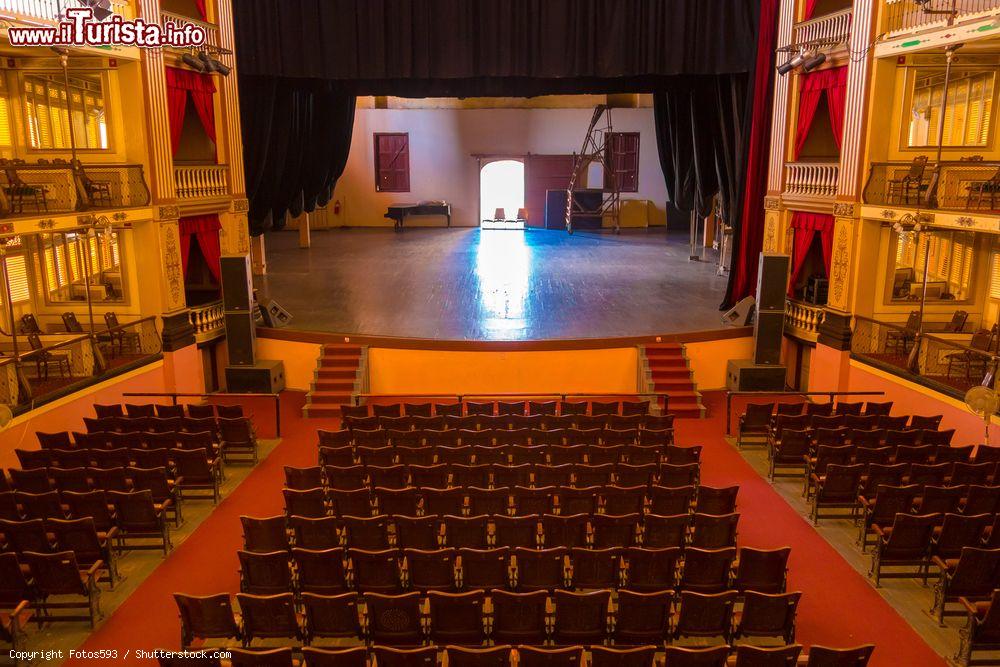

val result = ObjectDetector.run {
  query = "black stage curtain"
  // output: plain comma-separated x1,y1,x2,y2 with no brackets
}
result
235,0,756,95
234,0,760,236
240,78,355,233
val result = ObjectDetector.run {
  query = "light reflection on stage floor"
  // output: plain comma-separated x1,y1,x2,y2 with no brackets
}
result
257,227,730,341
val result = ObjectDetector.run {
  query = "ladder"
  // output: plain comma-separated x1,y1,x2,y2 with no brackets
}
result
564,104,621,234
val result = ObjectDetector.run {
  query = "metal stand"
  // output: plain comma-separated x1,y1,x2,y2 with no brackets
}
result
565,105,621,235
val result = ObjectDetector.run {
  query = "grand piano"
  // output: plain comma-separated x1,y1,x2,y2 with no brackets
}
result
384,202,452,231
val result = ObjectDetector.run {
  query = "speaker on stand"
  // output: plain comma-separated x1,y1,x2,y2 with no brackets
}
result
220,255,286,393
727,253,790,391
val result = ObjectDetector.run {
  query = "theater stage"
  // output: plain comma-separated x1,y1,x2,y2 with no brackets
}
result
256,228,731,341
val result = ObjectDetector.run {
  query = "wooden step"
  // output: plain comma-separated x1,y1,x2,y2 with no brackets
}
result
309,392,354,405
652,379,697,392
313,380,357,392
304,405,346,418
318,368,359,380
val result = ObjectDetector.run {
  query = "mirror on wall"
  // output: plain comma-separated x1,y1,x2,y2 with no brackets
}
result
35,228,125,303
890,228,975,303
23,71,109,151
907,69,994,148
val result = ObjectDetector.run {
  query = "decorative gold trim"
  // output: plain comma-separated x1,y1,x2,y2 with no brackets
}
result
955,216,976,228
764,196,782,211
232,198,249,213
880,209,896,219
157,205,181,221
37,219,55,229
833,202,856,218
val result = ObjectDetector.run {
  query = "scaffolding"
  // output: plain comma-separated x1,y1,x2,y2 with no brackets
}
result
564,105,621,234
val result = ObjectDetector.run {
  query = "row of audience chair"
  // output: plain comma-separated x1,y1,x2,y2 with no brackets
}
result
341,401,655,419
325,426,676,448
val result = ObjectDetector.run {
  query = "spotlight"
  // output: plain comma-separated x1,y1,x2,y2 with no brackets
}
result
212,59,231,76
777,51,806,76
802,51,827,72
181,52,207,71
198,51,214,71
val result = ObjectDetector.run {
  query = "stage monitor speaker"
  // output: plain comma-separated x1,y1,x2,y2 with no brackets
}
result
726,359,786,392
225,313,256,366
754,310,786,366
756,253,791,312
722,296,756,327
259,298,293,328
226,360,285,394
221,255,253,312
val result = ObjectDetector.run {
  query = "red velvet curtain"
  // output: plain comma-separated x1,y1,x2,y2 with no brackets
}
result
788,211,835,295
164,67,218,155
194,0,207,19
728,0,780,305
179,214,223,283
804,0,819,20
795,66,848,158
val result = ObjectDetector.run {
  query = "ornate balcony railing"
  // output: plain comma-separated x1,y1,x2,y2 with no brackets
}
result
189,300,225,343
4,315,161,414
784,162,840,199
862,160,1000,213
882,0,1000,36
0,162,150,218
0,0,132,23
785,299,827,342
160,10,220,49
793,8,853,47
175,164,230,200
852,314,999,399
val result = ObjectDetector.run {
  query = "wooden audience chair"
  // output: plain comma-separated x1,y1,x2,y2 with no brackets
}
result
517,646,584,667
237,550,292,596
732,645,803,667
174,593,240,650
363,592,423,645
289,516,339,551
869,512,940,586
300,594,363,643
491,590,548,644
23,551,101,627
107,490,172,554
803,645,875,666
427,589,488,645
739,403,774,448
733,591,801,644
624,547,681,592
612,589,672,646
445,646,513,667
293,548,349,595
236,592,303,647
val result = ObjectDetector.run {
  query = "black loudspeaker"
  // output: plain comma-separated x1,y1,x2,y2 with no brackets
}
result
221,255,253,312
722,296,757,327
754,311,786,366
726,359,786,391
756,254,791,312
226,360,286,394
258,298,293,328
225,313,256,366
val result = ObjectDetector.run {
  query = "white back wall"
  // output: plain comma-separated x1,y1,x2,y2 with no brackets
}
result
330,107,669,228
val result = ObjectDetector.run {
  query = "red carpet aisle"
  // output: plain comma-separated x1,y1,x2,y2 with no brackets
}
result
679,393,945,667
69,391,946,665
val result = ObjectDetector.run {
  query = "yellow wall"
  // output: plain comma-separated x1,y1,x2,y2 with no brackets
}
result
256,338,323,391
685,337,756,390
368,347,639,396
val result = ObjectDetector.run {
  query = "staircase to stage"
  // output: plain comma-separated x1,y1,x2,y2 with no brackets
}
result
304,344,365,418
642,343,705,419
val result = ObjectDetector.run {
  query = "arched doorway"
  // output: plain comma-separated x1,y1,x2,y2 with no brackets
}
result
480,159,525,229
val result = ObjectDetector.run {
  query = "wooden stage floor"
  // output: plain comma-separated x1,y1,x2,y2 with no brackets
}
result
256,227,730,341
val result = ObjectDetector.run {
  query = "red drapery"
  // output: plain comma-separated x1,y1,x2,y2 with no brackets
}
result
194,0,207,19
795,66,848,157
164,67,218,155
804,0,819,20
788,211,835,296
179,214,222,283
728,0,781,304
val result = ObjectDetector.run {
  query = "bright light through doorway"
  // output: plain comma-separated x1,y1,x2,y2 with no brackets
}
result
480,159,525,229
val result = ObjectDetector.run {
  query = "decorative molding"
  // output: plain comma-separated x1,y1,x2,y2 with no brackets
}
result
764,196,782,211
763,217,778,253
830,225,851,307
833,202,857,218
817,309,853,351
157,205,180,221
955,216,976,228
232,198,249,213
880,209,896,219
161,226,184,310
161,311,197,352
37,219,55,229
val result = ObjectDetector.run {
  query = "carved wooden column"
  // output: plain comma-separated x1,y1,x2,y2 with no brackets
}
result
136,0,177,203
765,0,796,197
819,0,878,351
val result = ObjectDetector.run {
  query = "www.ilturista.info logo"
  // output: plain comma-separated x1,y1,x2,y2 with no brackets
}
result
8,8,207,49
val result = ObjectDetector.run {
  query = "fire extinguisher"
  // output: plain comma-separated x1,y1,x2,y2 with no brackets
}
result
333,200,342,216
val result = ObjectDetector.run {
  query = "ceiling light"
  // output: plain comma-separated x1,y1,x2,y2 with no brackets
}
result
777,51,806,76
802,52,828,72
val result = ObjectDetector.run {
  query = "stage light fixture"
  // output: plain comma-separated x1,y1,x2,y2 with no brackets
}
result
212,59,231,77
181,52,207,71
777,51,805,76
802,52,827,72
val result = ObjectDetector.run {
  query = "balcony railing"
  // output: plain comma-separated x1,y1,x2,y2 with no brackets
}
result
862,160,1000,213
175,164,230,200
793,8,853,47
0,0,132,23
189,299,225,343
160,10,219,49
786,299,827,342
784,162,840,199
851,314,998,399
882,0,1000,36
0,316,161,414
0,161,150,218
